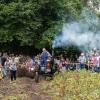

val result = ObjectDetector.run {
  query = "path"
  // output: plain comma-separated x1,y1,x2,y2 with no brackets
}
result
0,77,51,100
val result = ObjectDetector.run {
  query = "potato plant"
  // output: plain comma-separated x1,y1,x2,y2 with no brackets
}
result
43,70,100,100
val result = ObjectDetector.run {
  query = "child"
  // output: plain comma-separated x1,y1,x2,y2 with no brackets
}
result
9,57,17,81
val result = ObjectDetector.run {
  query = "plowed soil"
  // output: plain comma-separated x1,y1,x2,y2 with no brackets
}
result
0,77,51,100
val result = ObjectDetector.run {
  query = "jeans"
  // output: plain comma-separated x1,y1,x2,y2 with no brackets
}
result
76,64,80,70
2,66,7,78
80,63,85,69
91,66,100,72
10,70,16,81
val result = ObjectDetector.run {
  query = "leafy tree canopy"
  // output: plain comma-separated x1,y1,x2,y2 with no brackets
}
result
0,0,84,52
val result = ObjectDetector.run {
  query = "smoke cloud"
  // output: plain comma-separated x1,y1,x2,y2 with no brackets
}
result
52,8,100,51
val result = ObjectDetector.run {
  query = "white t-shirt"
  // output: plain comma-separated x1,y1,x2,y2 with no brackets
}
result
10,61,17,71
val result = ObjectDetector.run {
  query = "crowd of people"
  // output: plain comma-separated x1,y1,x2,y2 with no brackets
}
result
54,48,100,72
77,48,100,71
0,47,100,82
0,48,52,82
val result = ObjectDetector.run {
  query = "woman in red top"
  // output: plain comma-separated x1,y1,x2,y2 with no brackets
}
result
90,54,98,72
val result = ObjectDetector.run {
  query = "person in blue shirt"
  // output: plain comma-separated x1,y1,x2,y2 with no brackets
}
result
40,48,51,71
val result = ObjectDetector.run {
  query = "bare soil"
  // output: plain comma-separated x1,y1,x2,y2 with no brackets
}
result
0,77,51,100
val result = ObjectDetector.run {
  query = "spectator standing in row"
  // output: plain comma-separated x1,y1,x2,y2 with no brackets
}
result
15,55,19,65
1,53,7,79
9,57,17,81
78,53,86,69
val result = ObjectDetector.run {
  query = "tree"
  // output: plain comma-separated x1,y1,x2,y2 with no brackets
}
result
0,0,84,53
36,0,84,48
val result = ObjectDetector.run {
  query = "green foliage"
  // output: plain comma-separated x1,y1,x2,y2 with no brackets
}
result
43,70,100,100
0,0,84,51
38,0,84,48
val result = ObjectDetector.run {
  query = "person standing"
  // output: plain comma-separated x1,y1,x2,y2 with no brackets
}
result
15,55,19,65
78,53,86,69
59,57,67,71
27,57,34,72
90,53,99,72
40,48,51,71
1,53,7,79
9,57,17,81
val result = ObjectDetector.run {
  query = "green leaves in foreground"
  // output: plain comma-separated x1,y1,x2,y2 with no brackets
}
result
43,70,100,100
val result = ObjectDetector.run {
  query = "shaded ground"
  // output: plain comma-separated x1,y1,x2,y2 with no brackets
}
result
0,77,51,100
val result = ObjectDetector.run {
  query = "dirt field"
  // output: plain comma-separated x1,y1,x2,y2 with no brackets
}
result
0,77,51,100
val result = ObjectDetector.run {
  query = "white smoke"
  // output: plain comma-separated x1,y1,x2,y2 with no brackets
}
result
52,8,100,51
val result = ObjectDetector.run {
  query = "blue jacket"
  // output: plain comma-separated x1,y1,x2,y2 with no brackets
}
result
40,51,49,66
